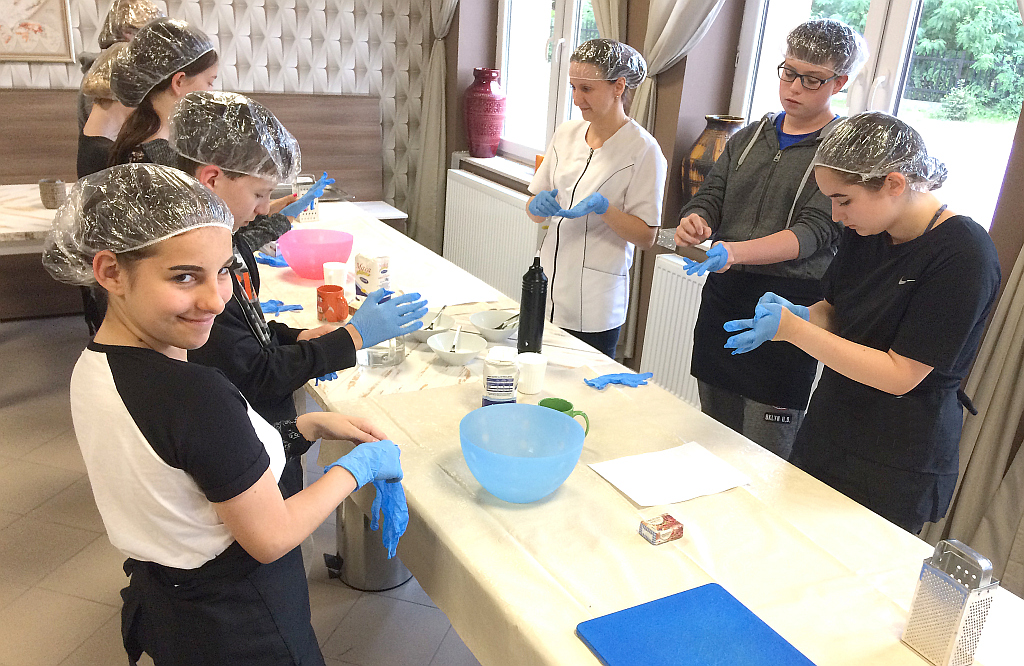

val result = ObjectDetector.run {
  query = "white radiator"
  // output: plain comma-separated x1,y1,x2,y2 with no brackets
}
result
640,254,706,408
442,169,540,299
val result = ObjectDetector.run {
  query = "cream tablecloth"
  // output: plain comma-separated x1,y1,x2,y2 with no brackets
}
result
0,184,61,255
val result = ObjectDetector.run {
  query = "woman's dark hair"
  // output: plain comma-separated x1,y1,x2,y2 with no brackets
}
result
109,50,218,167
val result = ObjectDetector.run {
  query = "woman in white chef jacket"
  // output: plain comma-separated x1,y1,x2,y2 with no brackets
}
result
526,39,667,358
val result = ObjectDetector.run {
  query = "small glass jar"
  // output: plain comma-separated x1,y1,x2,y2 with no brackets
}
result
357,336,406,368
483,346,518,406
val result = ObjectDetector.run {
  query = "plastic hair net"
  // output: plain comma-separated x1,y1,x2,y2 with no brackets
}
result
786,18,869,76
169,91,301,183
80,42,128,101
814,112,948,192
570,39,647,89
42,164,234,287
98,0,166,49
109,18,214,108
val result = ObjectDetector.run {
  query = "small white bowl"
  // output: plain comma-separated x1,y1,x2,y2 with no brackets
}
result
411,310,455,342
427,330,487,365
470,310,519,343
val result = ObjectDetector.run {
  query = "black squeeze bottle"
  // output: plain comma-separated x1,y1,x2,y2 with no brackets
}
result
517,257,547,354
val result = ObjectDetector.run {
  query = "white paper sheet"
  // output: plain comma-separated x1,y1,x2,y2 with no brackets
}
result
589,441,751,507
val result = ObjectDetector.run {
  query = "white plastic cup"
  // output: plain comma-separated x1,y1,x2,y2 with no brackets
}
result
517,352,547,394
323,261,346,286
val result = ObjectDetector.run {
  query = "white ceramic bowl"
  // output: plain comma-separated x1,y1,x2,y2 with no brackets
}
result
470,310,519,343
411,311,456,342
427,330,487,365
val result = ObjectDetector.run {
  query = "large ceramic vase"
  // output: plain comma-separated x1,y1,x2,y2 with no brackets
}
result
464,68,507,158
683,115,745,202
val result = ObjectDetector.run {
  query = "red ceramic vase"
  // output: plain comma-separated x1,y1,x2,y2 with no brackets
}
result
464,68,507,158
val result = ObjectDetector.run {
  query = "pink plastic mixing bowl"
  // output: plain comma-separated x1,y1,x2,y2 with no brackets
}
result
277,228,354,280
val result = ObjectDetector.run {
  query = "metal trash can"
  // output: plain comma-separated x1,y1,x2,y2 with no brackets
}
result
902,539,999,666
334,496,411,591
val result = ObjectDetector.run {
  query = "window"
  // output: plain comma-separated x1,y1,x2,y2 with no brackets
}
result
732,0,1023,229
497,0,597,162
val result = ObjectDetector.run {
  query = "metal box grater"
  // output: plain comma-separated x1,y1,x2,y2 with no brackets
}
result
902,539,999,666
291,174,320,223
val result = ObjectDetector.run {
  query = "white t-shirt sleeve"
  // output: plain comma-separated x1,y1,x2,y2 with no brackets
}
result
622,141,667,227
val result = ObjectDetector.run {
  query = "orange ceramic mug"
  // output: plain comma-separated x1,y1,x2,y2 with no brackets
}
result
316,284,348,323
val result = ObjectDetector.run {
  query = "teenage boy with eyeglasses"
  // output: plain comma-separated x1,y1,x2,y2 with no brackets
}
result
673,19,868,460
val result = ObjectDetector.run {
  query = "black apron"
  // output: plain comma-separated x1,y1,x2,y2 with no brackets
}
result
121,542,324,665
691,270,822,410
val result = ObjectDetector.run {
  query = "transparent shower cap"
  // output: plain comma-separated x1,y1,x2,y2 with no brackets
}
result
814,112,948,192
169,91,301,183
570,39,647,89
110,18,215,108
80,42,128,101
42,164,234,287
786,18,869,76
98,0,166,49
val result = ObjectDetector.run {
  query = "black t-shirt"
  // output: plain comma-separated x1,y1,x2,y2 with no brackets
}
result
821,215,1000,391
77,133,114,179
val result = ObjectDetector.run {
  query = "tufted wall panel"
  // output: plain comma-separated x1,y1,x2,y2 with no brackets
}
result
0,0,427,211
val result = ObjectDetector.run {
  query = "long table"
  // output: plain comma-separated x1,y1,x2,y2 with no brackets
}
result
258,202,1024,665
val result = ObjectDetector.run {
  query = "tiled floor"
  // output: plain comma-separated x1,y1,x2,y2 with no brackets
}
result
0,316,481,666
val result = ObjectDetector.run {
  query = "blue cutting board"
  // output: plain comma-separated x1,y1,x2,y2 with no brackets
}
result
576,583,816,666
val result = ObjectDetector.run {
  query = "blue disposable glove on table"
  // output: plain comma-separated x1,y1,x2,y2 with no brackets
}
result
314,371,337,386
723,303,784,354
560,192,609,218
681,243,729,276
528,189,561,217
260,300,303,316
757,291,810,321
370,479,409,559
280,172,335,218
255,252,288,267
349,288,428,348
584,372,654,390
323,439,403,489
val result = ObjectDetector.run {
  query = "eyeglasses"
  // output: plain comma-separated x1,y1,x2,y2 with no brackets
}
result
777,63,839,91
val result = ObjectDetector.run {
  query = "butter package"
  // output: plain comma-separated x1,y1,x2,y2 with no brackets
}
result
355,253,390,298
639,514,684,545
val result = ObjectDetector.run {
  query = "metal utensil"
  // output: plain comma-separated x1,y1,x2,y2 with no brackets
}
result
425,305,448,331
449,325,462,353
495,313,520,330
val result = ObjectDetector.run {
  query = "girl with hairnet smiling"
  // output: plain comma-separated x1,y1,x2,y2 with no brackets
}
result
723,112,1001,534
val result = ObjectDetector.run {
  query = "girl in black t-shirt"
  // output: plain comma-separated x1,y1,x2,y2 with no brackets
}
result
723,112,1000,533
43,164,408,664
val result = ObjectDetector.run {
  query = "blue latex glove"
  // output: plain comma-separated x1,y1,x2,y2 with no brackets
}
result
559,192,609,218
528,189,561,217
723,303,784,355
314,371,337,386
757,291,810,321
681,243,729,276
324,439,403,489
280,172,335,218
349,288,428,348
260,299,303,316
371,479,409,559
255,252,288,267
584,371,654,390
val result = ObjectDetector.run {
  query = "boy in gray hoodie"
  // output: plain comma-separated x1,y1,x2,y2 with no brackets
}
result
674,19,868,459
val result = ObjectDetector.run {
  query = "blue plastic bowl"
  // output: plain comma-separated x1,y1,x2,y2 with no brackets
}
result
460,403,585,503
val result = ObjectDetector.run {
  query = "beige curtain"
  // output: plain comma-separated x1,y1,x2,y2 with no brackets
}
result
591,0,625,41
408,0,460,254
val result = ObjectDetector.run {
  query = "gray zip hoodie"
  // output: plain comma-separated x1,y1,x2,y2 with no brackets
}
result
680,112,842,281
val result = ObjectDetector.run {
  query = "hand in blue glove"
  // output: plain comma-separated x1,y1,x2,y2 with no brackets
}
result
349,288,428,348
723,302,784,355
314,371,337,386
324,439,403,489
371,479,409,559
280,172,335,218
260,299,303,316
681,243,731,277
528,189,561,217
757,291,809,321
584,371,654,390
560,192,609,218
255,252,288,267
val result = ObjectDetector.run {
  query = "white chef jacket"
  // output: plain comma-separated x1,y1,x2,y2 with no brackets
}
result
529,118,666,332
